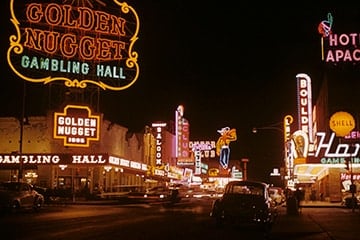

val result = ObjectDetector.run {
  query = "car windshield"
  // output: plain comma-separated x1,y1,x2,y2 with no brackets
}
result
228,184,264,196
0,182,22,191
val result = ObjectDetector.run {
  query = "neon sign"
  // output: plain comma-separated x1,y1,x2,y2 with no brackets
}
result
296,73,313,144
319,13,360,63
189,141,216,159
314,132,360,164
315,132,360,158
0,153,150,172
7,0,140,90
175,105,190,159
152,122,166,166
216,127,237,169
318,12,333,38
0,153,107,165
54,105,100,147
291,130,309,159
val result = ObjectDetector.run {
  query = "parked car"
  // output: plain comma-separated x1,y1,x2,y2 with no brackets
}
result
0,181,44,212
210,180,278,231
33,185,62,204
269,187,286,205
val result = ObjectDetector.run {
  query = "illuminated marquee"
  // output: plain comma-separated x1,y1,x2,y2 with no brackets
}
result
54,105,100,147
7,0,140,90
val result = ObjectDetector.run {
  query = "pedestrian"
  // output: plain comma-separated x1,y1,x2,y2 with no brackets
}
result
295,188,305,213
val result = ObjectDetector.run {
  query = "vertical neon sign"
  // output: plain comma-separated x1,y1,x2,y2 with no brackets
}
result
296,73,313,144
152,122,166,166
175,105,190,159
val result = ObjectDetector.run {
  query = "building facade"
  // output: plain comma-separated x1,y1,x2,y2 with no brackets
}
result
0,113,185,199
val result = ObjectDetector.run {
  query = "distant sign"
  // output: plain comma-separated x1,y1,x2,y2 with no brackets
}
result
329,111,355,137
54,105,100,147
7,0,140,91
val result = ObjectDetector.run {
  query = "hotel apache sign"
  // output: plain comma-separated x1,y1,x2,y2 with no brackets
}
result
7,0,140,91
319,13,360,63
54,105,100,147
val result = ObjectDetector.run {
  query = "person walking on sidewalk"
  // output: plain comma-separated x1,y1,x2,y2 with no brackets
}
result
295,188,305,213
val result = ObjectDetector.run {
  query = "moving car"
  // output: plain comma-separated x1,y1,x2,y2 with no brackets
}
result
129,186,181,205
96,185,146,202
210,180,277,230
0,181,44,212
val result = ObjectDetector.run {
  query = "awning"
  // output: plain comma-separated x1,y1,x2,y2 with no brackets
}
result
294,163,343,183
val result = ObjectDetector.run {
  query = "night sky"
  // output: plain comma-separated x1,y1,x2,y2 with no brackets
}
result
1,1,360,183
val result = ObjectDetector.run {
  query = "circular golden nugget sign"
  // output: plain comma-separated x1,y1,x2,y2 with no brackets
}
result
329,111,355,137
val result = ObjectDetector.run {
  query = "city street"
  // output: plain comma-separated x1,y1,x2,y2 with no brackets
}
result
271,205,360,239
1,199,359,240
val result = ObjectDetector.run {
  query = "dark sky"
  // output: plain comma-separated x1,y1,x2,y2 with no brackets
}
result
1,1,360,182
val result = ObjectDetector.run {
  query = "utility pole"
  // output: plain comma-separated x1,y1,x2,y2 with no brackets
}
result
241,158,249,180
18,81,26,182
350,149,356,213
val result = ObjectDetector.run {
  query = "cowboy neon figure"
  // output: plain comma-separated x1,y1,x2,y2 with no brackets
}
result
216,127,237,169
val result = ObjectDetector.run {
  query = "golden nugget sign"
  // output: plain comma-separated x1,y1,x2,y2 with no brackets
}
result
7,0,140,90
54,105,100,147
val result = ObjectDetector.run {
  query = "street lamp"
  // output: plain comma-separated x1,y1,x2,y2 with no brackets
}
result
252,126,283,134
252,115,294,187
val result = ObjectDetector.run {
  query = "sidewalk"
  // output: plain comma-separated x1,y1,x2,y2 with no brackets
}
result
270,202,357,240
270,208,327,240
300,200,343,208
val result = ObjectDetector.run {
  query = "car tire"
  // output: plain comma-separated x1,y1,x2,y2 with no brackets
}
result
33,199,43,212
10,201,20,213
215,216,224,227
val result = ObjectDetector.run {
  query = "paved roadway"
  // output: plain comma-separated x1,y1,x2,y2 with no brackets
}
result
59,199,360,239
56,199,360,239
270,203,360,240
1,198,359,240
